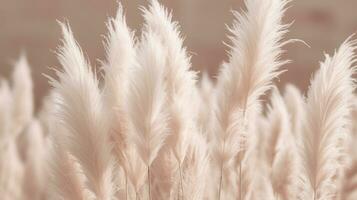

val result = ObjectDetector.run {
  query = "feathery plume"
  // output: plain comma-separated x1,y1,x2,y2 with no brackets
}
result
245,132,275,200
0,80,13,143
122,145,147,198
183,133,210,200
0,79,24,199
49,137,89,200
214,0,290,198
102,4,136,169
265,88,291,166
300,38,357,200
11,54,34,135
0,139,24,200
197,72,215,141
50,22,114,199
22,120,46,200
265,89,299,200
142,2,199,198
48,92,88,200
283,84,306,137
128,29,168,171
127,29,169,199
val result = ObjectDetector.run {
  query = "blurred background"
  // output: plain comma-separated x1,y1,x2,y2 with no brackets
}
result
0,0,356,109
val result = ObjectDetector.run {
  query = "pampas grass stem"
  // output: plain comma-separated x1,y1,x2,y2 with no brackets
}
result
148,166,152,200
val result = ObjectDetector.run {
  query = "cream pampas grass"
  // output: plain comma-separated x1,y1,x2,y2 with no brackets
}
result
127,28,169,200
49,133,88,200
101,5,137,198
283,84,306,137
11,54,34,136
102,4,135,170
48,90,89,200
266,88,299,200
22,119,47,200
1,1,357,200
50,23,115,199
0,81,24,200
341,97,357,200
0,80,12,142
300,38,357,200
213,0,290,198
142,2,199,199
197,72,215,141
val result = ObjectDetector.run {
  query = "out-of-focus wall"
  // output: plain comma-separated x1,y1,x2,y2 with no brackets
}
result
0,0,356,108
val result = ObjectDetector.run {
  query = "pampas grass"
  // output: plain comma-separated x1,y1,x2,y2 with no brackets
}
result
11,54,34,136
0,1,357,200
299,38,357,200
213,0,290,198
50,23,115,199
142,2,199,199
127,25,169,200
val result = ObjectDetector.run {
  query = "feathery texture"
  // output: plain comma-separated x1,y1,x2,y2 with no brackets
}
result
213,0,290,199
11,54,34,135
283,84,306,137
123,146,147,196
143,0,198,166
197,72,215,141
127,30,168,167
0,80,13,143
265,88,291,166
22,120,46,200
0,139,24,200
300,38,357,200
102,4,136,169
183,133,210,200
214,0,290,164
0,79,24,200
49,138,89,200
266,89,299,200
50,23,114,199
1,1,357,200
48,91,88,200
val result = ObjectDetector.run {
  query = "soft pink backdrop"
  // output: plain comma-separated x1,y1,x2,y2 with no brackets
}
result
0,0,356,108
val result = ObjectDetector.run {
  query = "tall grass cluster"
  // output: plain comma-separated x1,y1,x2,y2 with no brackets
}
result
1,0,357,199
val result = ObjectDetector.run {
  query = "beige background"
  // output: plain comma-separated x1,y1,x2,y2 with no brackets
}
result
0,0,356,108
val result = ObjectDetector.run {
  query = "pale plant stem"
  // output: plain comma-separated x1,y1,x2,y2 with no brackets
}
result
218,163,223,200
238,162,242,200
218,142,225,200
178,162,184,200
275,193,280,200
136,191,139,200
238,104,247,200
125,175,128,200
148,166,152,200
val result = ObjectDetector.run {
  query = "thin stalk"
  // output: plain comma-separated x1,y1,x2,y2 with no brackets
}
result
136,191,139,200
125,175,128,200
218,162,224,200
148,166,152,200
238,105,247,200
275,192,280,200
218,142,226,200
238,163,242,200
178,162,184,200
